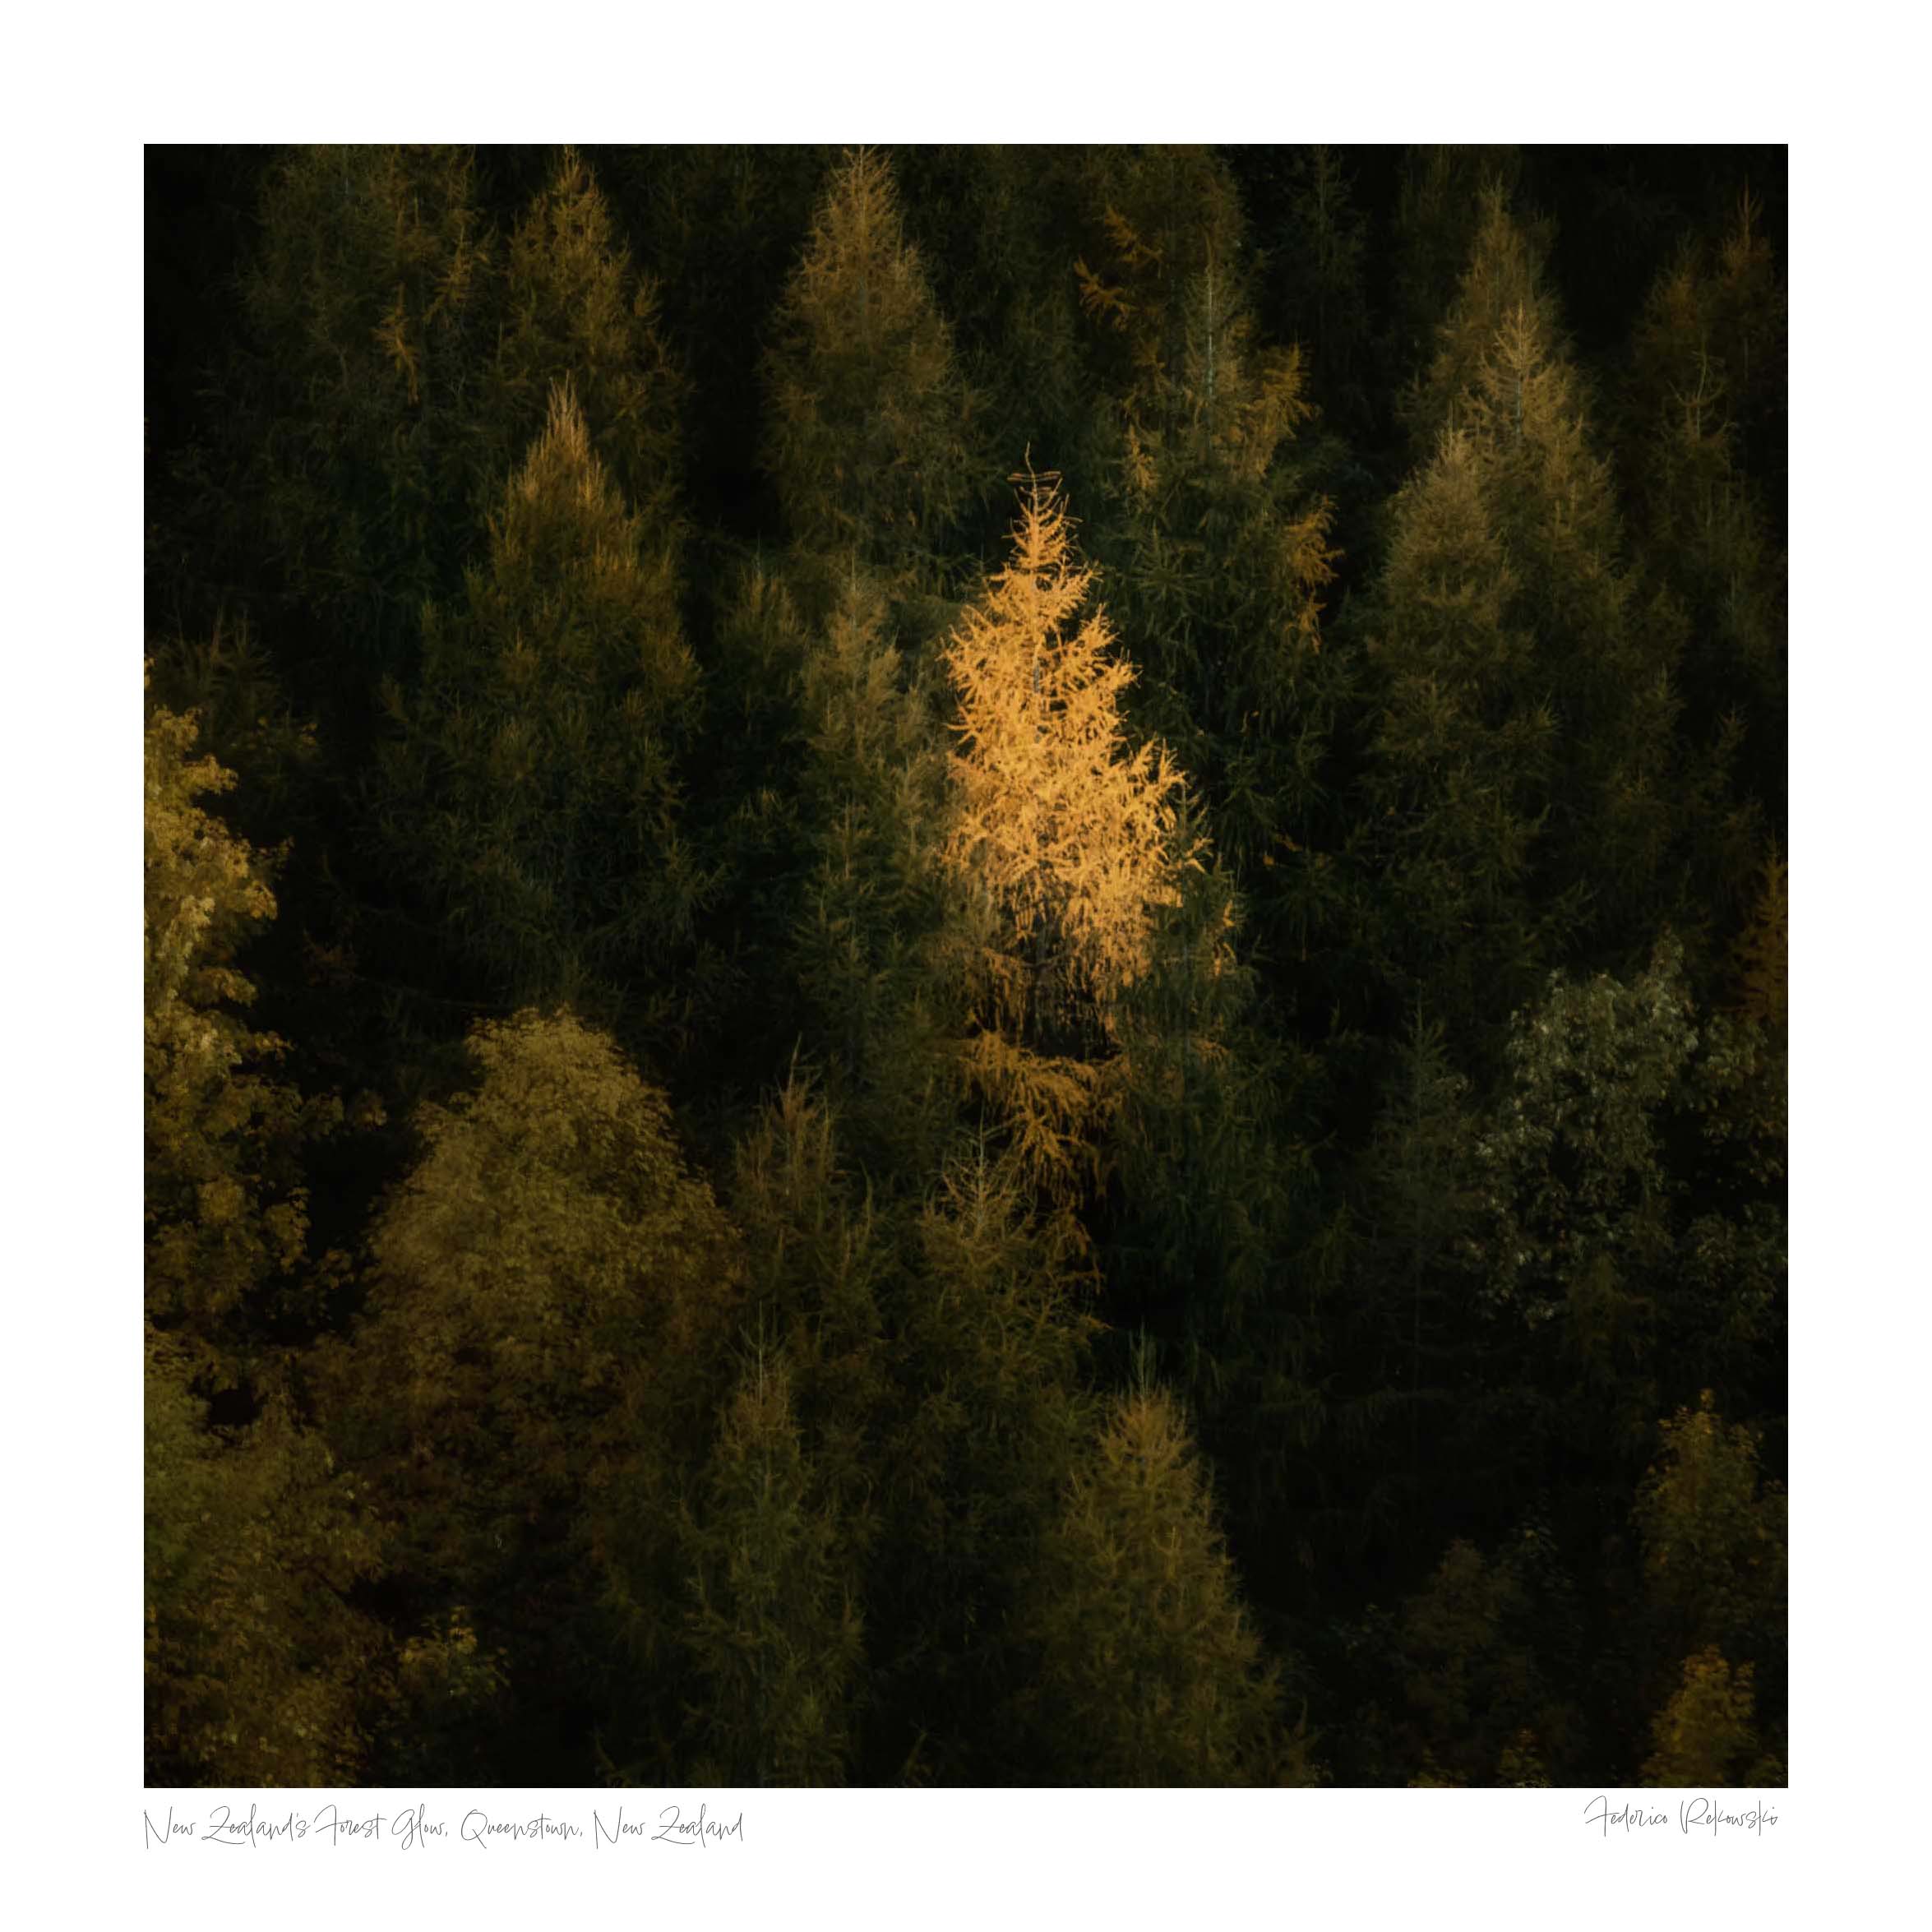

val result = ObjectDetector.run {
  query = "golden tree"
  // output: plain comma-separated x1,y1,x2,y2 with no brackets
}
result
940,475,1190,1210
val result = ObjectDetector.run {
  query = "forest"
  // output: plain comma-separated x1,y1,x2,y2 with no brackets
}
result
143,142,1787,1790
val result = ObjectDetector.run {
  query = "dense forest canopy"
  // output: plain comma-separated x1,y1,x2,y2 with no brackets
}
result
144,142,1786,1788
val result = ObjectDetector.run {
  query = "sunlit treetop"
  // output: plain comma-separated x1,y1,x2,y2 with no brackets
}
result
941,475,1192,1025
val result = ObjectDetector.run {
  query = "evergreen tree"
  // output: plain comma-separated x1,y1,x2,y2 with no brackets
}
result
377,384,707,1032
201,145,497,692
679,1355,866,1786
1355,426,1565,1040
1621,196,1787,831
1073,169,1340,906
491,146,688,527
1016,1381,1303,1785
872,1144,1099,1780
764,147,979,576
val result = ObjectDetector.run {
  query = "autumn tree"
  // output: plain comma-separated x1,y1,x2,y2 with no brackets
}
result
938,475,1190,1222
146,673,387,1787
145,1326,388,1786
764,146,979,576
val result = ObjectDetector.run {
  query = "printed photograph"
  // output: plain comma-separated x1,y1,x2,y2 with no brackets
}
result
143,142,1787,1790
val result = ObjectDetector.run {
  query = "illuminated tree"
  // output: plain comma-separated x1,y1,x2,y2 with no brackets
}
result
764,146,978,573
939,475,1190,1213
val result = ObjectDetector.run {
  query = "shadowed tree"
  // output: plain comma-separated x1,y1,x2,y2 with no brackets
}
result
145,676,343,1369
344,1008,744,1777
679,1354,866,1786
764,146,979,577
490,146,688,527
1015,1381,1310,1786
377,383,708,1033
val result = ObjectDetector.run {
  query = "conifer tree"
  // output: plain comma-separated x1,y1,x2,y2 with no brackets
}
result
728,1073,890,1539
1387,149,1534,395
1016,1382,1300,1785
680,1355,866,1786
764,147,978,575
1622,196,1787,832
873,1144,1100,1779
1073,168,1339,899
205,146,497,689
1376,1534,1574,1787
938,476,1190,1218
1272,146,1374,431
491,146,687,529
1365,191,1707,997
1356,427,1566,1039
788,567,962,1174
378,383,706,1030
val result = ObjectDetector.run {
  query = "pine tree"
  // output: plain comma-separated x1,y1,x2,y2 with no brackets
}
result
378,383,706,1031
680,1354,866,1786
764,147,978,575
1356,426,1566,1040
1073,171,1339,901
788,567,963,1176
938,475,1190,1216
491,146,687,528
1016,1382,1301,1785
1366,190,1707,1000
204,146,498,690
1622,196,1787,832
872,1143,1099,1780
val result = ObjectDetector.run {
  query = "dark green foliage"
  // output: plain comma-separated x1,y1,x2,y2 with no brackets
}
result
377,385,708,1031
146,145,1786,1790
1015,1382,1302,1785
